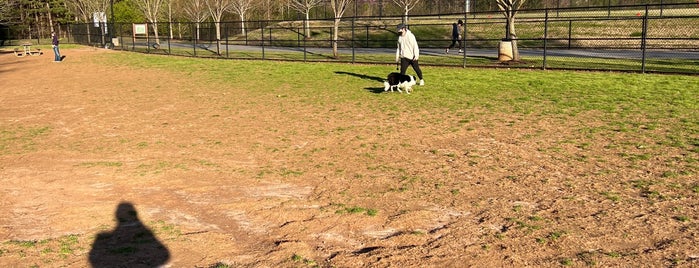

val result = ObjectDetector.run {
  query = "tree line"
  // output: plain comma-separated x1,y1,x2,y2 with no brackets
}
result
0,0,687,41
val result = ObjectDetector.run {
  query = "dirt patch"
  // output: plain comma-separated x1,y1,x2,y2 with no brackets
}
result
0,48,697,267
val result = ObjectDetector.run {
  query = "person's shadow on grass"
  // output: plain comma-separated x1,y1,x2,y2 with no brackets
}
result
334,71,385,83
334,71,387,94
89,202,170,267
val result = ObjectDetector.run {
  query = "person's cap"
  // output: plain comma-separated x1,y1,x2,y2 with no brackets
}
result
397,24,405,31
458,19,463,25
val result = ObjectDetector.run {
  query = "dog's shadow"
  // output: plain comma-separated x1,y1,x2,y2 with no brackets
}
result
334,71,386,94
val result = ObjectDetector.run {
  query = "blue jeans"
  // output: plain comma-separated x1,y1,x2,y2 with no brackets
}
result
53,46,61,61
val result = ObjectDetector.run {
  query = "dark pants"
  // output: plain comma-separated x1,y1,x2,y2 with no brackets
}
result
448,37,462,49
400,57,423,80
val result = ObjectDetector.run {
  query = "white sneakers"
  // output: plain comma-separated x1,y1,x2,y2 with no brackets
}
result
419,79,424,86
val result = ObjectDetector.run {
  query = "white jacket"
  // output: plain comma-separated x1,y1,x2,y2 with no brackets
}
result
396,29,420,62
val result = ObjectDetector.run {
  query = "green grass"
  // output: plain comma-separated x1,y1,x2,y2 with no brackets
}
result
94,52,698,158
0,125,51,155
333,204,378,216
119,43,699,74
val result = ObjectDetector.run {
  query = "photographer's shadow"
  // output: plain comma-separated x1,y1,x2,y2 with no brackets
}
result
89,202,170,267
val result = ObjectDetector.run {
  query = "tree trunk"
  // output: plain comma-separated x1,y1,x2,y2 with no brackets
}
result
304,12,310,38
168,2,173,39
214,22,221,40
332,18,340,58
46,2,54,34
240,16,246,37
507,17,520,61
215,21,221,54
152,21,160,45
402,6,408,24
196,23,200,40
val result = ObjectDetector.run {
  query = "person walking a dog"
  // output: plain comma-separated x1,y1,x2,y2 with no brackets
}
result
446,19,463,54
396,24,424,86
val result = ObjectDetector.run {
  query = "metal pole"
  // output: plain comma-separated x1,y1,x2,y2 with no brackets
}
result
193,23,197,57
641,5,648,73
352,23,356,63
543,9,549,70
110,0,114,38
352,0,357,63
567,20,572,49
463,0,468,68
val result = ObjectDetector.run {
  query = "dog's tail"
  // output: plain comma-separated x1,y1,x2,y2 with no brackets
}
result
383,81,390,91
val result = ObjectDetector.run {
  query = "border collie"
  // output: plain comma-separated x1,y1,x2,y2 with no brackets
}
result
383,72,416,94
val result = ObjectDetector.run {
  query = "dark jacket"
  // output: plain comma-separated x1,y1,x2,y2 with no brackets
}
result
52,34,59,46
451,23,461,38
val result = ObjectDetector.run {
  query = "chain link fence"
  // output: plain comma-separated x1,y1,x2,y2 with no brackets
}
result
25,3,699,74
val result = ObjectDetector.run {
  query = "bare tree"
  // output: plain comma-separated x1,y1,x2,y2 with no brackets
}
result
230,0,255,37
66,0,110,44
289,0,323,38
329,0,351,58
205,0,234,41
392,0,420,24
167,0,173,39
178,0,209,40
496,0,526,61
133,0,167,45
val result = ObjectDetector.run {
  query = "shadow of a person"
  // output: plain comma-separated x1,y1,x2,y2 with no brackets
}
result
334,71,386,83
89,202,170,268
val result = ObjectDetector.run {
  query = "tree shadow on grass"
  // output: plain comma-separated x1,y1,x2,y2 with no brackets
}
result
89,202,170,267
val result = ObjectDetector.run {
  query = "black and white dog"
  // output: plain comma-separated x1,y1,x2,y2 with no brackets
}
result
383,72,416,94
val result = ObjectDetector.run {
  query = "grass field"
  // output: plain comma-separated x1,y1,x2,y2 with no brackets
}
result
1,49,698,266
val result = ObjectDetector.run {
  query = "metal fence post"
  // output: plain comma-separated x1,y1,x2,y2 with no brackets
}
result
463,0,468,68
568,20,572,49
366,25,369,47
146,23,150,53
641,5,649,73
225,23,229,58
352,16,356,63
261,24,265,60
543,9,549,70
193,23,197,57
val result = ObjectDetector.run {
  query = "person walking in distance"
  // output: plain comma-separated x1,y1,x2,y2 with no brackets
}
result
446,20,463,54
51,31,61,62
396,24,424,86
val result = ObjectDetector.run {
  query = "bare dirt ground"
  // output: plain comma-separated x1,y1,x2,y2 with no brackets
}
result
0,48,697,267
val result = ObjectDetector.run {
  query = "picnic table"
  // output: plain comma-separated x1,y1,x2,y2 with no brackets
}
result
14,43,43,57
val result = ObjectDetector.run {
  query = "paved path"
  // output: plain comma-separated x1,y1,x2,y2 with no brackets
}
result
128,41,699,60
